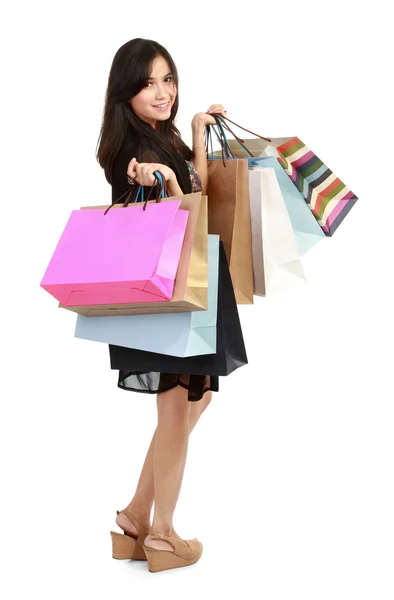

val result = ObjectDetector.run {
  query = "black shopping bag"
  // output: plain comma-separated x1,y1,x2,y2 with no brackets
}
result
109,241,248,376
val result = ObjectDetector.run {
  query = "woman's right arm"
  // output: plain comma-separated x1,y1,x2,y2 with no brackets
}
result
112,146,157,203
111,148,132,203
112,147,183,202
128,150,183,197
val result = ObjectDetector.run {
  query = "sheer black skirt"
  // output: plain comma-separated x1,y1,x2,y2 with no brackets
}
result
117,371,219,402
111,241,248,403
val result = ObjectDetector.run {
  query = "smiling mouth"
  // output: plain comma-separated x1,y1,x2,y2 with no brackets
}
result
153,102,170,110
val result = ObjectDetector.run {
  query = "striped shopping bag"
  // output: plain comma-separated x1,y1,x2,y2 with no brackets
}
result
275,138,358,236
212,116,358,237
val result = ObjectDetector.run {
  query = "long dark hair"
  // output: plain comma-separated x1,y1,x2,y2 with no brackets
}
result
97,38,194,184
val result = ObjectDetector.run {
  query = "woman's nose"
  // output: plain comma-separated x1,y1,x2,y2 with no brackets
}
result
155,82,168,99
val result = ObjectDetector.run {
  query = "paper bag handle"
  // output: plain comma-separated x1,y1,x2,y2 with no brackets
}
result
143,171,167,211
205,121,235,165
205,114,272,165
218,115,271,143
104,171,167,215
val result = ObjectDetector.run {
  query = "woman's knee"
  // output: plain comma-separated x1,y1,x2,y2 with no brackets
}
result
199,390,212,413
156,385,191,421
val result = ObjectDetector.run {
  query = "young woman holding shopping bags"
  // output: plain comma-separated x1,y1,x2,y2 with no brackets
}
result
97,37,227,572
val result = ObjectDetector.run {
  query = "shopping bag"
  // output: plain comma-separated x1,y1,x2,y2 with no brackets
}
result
220,121,358,238
74,235,219,357
60,193,208,316
251,156,325,255
263,137,358,236
109,241,248,376
249,168,305,296
40,199,189,307
208,118,325,255
207,158,254,305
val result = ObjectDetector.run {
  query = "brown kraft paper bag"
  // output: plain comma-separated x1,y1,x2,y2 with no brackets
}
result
207,159,254,304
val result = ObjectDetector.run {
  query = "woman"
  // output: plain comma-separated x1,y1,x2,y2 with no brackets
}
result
97,38,226,572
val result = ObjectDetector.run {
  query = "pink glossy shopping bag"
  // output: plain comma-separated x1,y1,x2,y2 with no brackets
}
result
40,200,189,306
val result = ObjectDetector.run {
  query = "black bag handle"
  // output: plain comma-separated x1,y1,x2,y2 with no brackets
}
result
104,171,167,215
205,114,272,167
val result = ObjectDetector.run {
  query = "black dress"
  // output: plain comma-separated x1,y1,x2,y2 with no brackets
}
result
109,138,219,402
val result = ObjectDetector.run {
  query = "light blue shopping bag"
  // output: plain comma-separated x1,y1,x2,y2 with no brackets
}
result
251,156,325,255
74,235,219,358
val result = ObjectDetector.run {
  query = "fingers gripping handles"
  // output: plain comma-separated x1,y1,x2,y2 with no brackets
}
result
104,171,168,216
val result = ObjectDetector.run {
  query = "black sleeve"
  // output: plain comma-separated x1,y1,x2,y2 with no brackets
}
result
111,146,132,204
111,146,163,205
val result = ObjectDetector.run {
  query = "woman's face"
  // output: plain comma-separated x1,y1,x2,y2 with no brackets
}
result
130,55,177,128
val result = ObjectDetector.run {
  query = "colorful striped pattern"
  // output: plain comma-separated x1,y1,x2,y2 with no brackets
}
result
276,137,358,236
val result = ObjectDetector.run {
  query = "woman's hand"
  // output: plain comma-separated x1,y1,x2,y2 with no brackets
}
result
192,104,227,128
127,158,175,186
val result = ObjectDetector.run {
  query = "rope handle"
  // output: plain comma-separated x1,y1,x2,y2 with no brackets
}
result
104,171,167,215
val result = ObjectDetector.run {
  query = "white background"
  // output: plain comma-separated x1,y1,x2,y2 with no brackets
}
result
1,0,393,597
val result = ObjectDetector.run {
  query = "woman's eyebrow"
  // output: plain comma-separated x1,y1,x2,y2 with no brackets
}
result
147,72,173,81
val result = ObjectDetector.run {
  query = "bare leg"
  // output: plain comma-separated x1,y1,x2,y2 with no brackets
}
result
149,385,190,537
117,389,212,537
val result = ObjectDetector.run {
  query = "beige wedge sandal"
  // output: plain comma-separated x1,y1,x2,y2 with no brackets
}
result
110,510,149,560
143,533,203,572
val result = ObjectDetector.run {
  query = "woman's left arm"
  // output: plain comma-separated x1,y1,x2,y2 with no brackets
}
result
192,104,226,195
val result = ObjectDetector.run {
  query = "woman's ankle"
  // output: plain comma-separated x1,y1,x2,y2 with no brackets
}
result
149,519,174,537
124,500,152,524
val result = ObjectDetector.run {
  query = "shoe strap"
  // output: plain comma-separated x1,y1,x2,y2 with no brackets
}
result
116,510,148,543
149,533,195,558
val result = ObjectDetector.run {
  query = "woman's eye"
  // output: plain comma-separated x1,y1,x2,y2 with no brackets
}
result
145,76,173,87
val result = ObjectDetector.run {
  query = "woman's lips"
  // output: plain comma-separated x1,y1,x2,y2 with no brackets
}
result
153,101,170,111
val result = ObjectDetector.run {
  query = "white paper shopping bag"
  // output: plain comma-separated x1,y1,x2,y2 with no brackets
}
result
249,168,306,296
227,136,326,254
